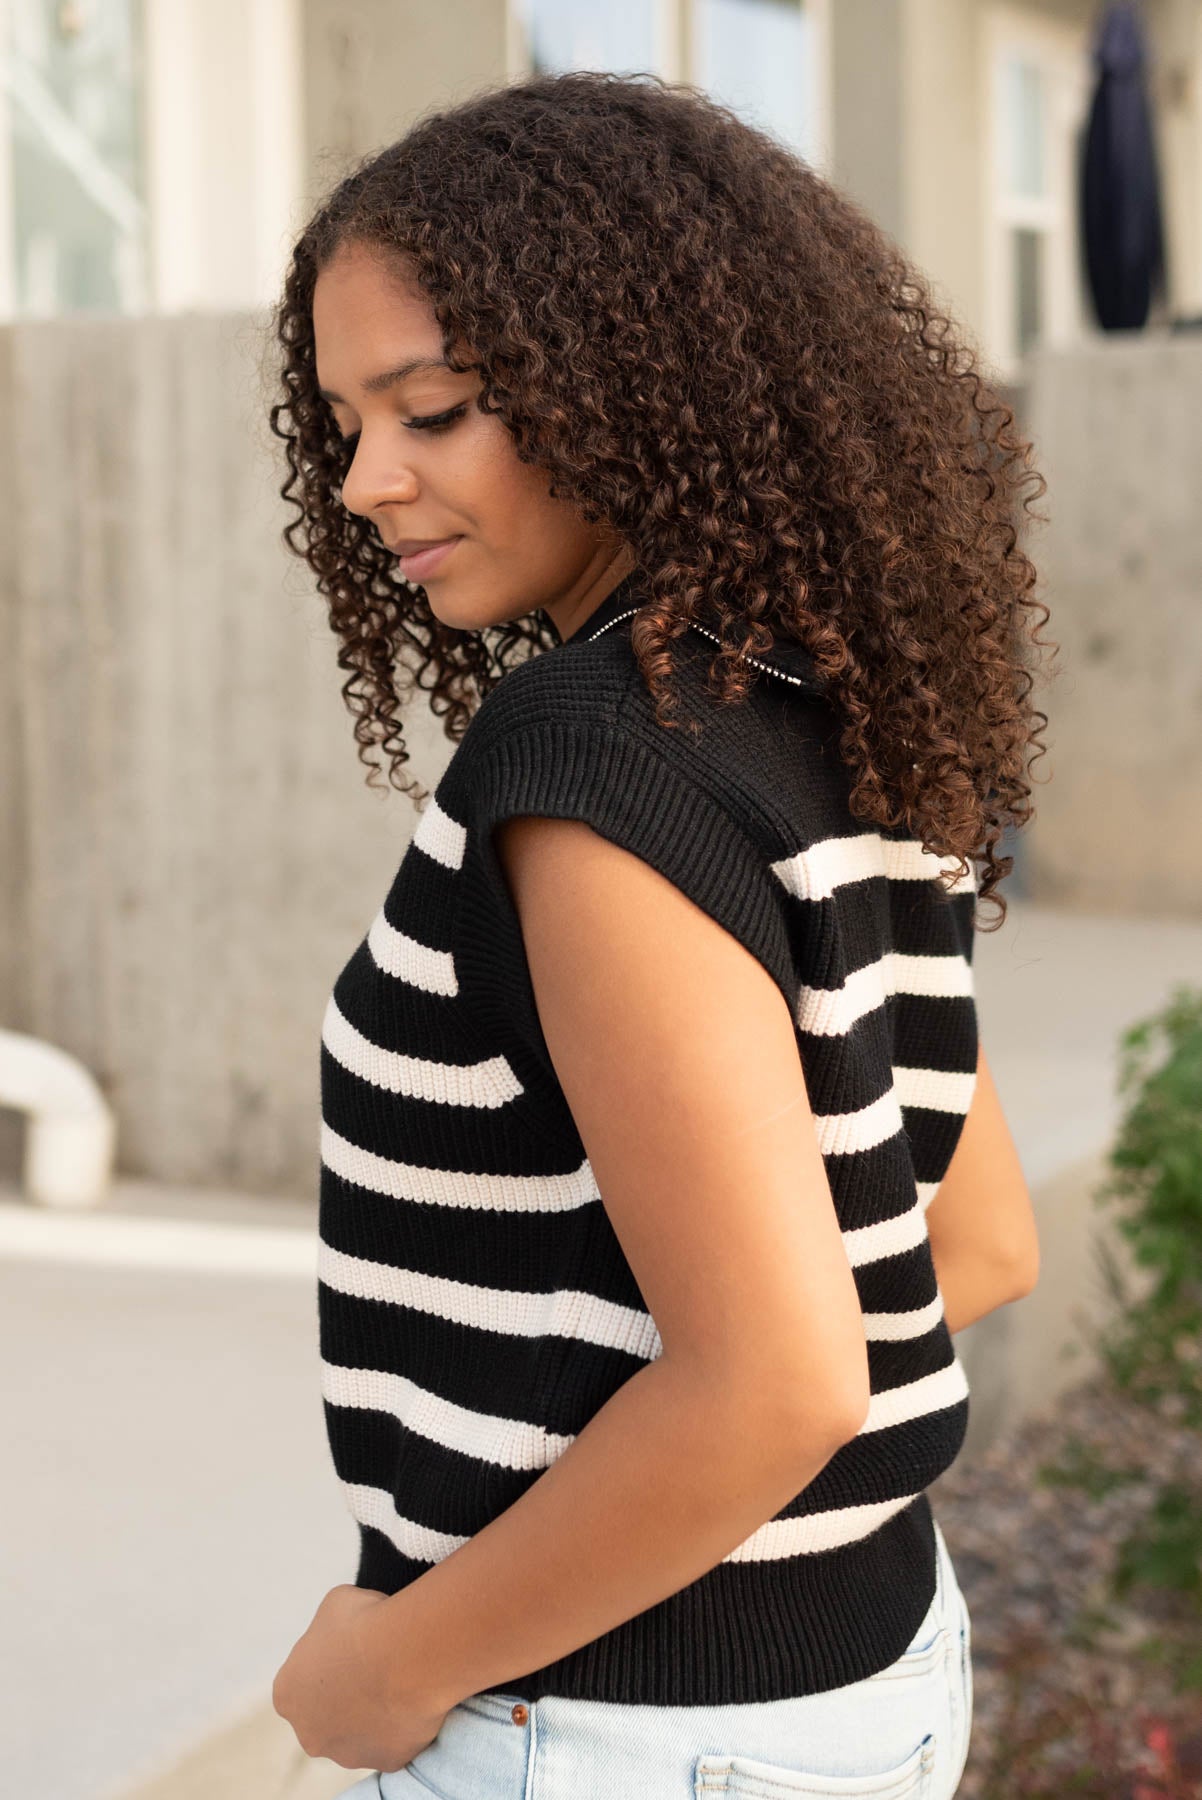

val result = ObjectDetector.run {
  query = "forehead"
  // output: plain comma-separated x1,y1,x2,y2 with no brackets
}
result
312,241,441,374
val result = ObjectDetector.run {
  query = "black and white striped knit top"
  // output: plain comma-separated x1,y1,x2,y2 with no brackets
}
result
317,567,978,1706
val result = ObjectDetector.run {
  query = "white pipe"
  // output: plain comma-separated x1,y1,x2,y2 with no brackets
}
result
0,1028,116,1208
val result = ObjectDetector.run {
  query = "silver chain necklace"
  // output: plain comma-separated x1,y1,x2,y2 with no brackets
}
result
584,608,815,691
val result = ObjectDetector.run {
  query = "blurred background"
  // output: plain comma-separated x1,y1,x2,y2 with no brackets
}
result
1,2,1200,1796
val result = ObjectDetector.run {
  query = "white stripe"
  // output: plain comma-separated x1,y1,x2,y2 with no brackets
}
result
894,1065,977,1115
916,1180,940,1212
725,1491,919,1561
843,1196,929,1267
318,1243,661,1360
861,1294,946,1341
772,833,885,902
771,832,976,904
321,1362,575,1468
321,1211,945,1385
412,796,467,870
343,1482,465,1565
798,950,973,1037
367,908,458,996
861,1357,970,1434
882,838,977,892
321,1123,602,1212
321,992,522,1109
343,1476,932,1567
813,1087,903,1157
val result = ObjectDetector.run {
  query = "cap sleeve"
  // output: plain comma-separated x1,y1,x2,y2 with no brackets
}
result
449,695,799,1115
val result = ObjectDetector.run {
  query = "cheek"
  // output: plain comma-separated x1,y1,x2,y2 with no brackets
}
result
459,410,556,522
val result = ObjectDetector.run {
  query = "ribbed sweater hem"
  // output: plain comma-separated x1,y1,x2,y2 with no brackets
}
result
356,1492,938,1706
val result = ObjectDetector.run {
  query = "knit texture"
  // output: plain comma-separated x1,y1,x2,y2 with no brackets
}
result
317,570,979,1705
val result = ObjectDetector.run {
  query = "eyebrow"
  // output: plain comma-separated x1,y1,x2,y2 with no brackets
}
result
318,357,458,404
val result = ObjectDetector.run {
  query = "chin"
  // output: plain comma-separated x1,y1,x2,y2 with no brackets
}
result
417,587,476,630
423,589,534,638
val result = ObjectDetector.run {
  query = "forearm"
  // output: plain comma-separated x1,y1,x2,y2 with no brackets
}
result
366,1354,855,1716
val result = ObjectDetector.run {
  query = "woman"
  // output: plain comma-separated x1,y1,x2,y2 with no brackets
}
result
268,70,1048,1799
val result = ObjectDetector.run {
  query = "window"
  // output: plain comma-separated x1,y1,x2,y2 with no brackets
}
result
507,0,826,167
692,0,815,161
983,7,1091,378
4,0,148,316
509,0,663,79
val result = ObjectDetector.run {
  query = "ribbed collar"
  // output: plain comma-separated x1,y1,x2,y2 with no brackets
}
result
551,570,827,696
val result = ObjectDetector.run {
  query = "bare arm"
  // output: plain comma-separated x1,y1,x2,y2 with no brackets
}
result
926,1041,1041,1334
366,814,872,1716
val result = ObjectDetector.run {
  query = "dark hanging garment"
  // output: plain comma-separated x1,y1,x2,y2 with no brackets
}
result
1080,0,1166,330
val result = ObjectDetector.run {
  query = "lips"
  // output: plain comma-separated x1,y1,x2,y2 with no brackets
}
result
390,536,461,580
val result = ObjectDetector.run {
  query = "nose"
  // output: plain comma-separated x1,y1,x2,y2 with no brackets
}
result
339,433,420,520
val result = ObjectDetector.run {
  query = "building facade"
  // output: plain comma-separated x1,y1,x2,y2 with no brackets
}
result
5,0,1202,372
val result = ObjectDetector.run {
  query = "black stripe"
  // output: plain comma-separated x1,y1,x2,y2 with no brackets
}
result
318,1187,646,1317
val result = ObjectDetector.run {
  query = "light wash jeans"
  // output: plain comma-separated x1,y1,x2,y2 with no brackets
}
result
335,1517,973,1799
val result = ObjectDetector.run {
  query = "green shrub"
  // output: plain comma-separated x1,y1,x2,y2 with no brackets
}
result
1093,983,1202,1428
1037,983,1202,1698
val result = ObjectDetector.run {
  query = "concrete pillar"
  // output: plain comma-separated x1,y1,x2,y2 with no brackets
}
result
828,0,987,332
828,0,906,245
143,0,306,311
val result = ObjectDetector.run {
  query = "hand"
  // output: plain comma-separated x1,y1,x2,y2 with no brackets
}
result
272,1583,453,1772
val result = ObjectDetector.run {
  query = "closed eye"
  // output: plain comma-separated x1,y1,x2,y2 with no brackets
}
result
337,404,468,452
405,404,468,433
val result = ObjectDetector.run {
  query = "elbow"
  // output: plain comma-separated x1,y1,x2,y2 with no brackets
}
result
1000,1227,1042,1302
790,1380,872,1456
1006,1246,1041,1302
830,1384,872,1446
816,1339,874,1447
942,1229,1040,1308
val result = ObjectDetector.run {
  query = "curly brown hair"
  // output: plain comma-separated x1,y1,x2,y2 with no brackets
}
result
269,68,1056,927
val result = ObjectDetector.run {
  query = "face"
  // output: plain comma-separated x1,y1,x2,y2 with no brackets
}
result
311,238,633,641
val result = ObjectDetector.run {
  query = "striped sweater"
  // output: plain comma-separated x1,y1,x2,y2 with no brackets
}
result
317,568,978,1706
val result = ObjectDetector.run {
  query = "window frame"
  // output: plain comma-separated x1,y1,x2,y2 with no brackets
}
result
981,2,1092,380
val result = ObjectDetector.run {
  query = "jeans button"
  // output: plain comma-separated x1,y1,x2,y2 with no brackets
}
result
511,1702,529,1725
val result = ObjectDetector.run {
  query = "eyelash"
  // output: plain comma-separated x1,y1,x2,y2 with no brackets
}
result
339,404,467,451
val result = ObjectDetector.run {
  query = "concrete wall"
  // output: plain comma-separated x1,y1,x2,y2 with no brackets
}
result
1021,334,1202,918
0,315,456,1195
300,0,509,200
2,322,1199,1208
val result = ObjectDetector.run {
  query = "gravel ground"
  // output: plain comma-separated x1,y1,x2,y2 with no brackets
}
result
929,1371,1202,1797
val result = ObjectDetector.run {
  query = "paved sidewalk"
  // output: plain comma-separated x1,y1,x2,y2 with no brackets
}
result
0,1185,360,1800
2,900,1199,1799
117,1700,369,1800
